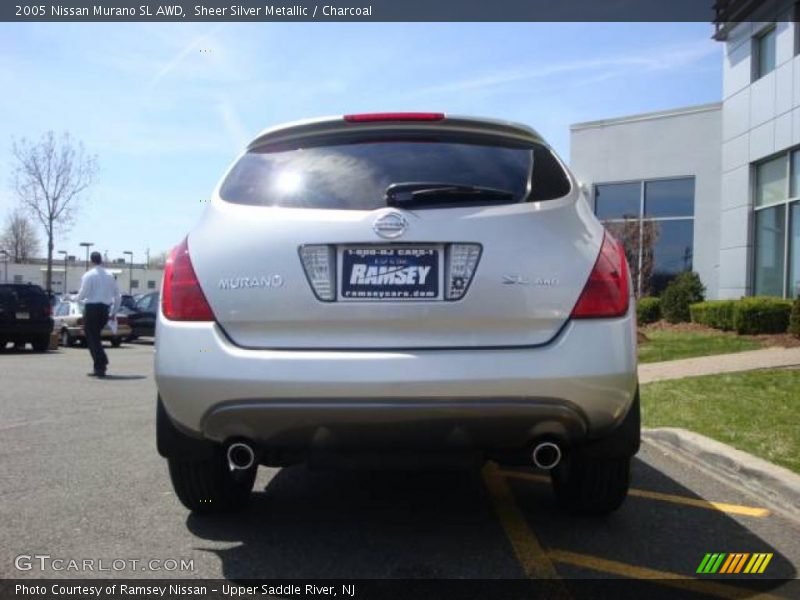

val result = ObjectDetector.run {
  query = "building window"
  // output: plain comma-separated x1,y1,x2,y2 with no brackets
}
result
790,203,800,297
756,155,787,207
13,275,22,283
130,279,139,289
754,26,776,80
594,177,695,296
595,182,640,220
754,149,800,297
147,280,156,290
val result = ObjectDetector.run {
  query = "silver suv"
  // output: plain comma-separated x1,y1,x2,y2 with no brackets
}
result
155,113,639,515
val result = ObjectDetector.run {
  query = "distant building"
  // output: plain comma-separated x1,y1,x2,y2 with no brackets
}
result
0,256,164,295
570,0,799,300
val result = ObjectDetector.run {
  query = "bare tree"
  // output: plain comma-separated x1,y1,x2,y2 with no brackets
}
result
11,131,99,291
1,208,39,262
149,250,169,268
604,219,660,298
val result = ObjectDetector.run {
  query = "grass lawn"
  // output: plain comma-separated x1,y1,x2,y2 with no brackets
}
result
641,368,800,473
638,329,764,364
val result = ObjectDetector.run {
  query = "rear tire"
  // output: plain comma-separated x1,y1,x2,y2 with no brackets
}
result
167,450,256,514
31,335,50,353
551,453,630,515
110,336,122,348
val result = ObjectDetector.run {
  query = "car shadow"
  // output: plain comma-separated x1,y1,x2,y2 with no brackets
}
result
0,346,55,354
184,459,797,592
96,374,148,380
186,466,519,579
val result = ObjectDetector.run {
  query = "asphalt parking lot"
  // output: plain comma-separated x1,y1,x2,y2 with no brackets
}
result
1,343,799,597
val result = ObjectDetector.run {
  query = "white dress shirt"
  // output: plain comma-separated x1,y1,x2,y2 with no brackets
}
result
77,266,122,314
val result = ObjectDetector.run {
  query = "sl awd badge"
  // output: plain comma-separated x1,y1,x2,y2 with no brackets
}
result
502,275,559,287
373,211,408,239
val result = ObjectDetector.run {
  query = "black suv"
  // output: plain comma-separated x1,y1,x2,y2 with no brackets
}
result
0,284,54,352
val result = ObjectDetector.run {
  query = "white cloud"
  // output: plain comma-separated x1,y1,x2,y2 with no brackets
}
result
407,40,719,97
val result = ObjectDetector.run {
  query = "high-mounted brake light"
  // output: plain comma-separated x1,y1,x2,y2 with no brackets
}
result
162,237,215,321
343,112,445,123
571,233,630,319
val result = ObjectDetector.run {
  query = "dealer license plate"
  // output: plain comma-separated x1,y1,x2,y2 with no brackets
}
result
341,246,439,300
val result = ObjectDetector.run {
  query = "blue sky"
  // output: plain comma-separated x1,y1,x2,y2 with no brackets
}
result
0,22,721,261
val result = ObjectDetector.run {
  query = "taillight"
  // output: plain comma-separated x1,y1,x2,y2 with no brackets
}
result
299,245,336,301
343,112,445,123
445,244,482,300
162,237,215,321
571,233,630,319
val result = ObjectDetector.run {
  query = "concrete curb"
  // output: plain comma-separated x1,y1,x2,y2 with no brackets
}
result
643,427,800,521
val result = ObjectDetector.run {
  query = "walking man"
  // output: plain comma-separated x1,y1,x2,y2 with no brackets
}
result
77,251,121,378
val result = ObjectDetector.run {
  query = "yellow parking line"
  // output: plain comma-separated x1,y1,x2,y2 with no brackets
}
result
497,469,770,517
548,549,783,600
481,462,561,580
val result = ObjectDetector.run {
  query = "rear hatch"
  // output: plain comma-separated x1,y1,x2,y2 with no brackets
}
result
190,115,603,349
0,284,51,327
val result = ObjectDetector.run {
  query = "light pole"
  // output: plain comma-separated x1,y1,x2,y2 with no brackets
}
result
123,251,133,294
79,242,94,271
58,250,68,294
0,250,8,283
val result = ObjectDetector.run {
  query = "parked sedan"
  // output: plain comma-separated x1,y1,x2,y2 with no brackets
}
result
123,291,158,340
53,300,131,347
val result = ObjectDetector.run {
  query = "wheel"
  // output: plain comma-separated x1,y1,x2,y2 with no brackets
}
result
167,450,256,514
110,336,122,348
31,335,49,352
60,329,74,347
551,453,630,515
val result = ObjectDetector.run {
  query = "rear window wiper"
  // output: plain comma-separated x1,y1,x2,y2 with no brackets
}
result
385,182,515,207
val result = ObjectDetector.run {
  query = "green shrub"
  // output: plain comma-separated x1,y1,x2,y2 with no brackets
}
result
661,272,705,324
787,296,800,338
732,297,793,335
690,300,736,330
637,297,661,325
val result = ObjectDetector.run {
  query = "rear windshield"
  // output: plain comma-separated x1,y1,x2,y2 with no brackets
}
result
0,285,48,306
219,137,569,209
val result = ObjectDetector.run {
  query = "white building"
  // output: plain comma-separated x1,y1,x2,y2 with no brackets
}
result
0,256,164,296
571,1,799,300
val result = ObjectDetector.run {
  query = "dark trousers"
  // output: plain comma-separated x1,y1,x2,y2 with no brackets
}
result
84,303,109,373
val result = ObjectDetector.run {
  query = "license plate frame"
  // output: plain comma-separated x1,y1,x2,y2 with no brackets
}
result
339,245,442,302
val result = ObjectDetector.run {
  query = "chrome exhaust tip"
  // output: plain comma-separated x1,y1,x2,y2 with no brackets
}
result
227,442,256,471
531,441,562,470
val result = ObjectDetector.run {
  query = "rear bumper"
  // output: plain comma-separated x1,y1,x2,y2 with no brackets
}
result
155,305,637,451
0,320,53,339
62,325,132,338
